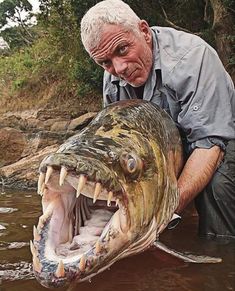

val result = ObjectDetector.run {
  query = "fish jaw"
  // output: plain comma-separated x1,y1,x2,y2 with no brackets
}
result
32,156,160,288
31,100,183,288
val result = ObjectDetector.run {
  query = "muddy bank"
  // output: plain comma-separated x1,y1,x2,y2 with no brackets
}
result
0,108,97,190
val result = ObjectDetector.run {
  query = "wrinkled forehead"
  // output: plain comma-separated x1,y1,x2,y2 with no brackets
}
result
89,23,139,57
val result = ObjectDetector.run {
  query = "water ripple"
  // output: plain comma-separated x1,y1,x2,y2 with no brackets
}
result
0,241,29,251
0,225,6,230
0,261,33,283
0,207,18,214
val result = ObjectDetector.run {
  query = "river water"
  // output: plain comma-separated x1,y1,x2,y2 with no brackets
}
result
0,188,234,291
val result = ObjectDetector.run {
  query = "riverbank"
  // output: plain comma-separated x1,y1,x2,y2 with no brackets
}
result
0,97,101,190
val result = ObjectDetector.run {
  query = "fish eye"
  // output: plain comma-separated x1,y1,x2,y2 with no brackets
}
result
126,157,137,173
119,152,143,177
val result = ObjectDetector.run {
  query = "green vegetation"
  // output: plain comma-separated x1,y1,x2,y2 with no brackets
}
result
0,0,234,113
0,0,103,112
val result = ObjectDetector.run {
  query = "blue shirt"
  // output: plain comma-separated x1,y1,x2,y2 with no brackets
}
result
103,26,235,151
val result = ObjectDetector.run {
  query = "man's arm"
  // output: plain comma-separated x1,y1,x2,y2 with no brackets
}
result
175,145,224,214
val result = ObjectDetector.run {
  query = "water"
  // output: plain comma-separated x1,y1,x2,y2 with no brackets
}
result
0,189,234,291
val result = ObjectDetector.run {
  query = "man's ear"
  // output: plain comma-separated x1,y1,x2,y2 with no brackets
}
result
138,20,151,43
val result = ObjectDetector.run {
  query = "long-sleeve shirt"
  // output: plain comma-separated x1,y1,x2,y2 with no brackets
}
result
103,26,235,153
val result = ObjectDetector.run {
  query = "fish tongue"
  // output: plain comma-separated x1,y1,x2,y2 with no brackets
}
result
45,198,72,248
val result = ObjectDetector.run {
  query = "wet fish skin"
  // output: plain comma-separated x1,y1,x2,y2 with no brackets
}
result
33,99,184,288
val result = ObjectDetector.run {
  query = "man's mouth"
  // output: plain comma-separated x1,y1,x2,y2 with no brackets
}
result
124,69,138,81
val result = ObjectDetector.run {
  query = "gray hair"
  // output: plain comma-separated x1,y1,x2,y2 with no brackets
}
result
80,0,141,53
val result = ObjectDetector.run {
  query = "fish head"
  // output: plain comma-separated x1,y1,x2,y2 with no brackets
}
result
32,100,183,288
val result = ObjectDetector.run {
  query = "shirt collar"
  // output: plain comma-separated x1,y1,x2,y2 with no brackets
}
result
110,74,127,86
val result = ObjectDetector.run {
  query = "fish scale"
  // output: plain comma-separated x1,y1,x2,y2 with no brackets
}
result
32,100,221,289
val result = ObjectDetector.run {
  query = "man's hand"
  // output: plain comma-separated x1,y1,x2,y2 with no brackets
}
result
176,145,224,214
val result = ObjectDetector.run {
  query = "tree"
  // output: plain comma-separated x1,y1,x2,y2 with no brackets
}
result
124,0,235,81
68,0,234,83
209,0,235,80
0,0,34,45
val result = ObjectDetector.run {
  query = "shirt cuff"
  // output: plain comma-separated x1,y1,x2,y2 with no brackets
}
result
191,137,227,151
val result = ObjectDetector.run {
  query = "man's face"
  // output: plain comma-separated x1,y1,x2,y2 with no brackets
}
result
90,21,153,87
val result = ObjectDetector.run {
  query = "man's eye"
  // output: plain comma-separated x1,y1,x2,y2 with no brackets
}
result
99,60,111,67
119,45,128,55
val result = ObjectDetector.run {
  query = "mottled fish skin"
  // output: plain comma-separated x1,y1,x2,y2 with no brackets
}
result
33,100,184,288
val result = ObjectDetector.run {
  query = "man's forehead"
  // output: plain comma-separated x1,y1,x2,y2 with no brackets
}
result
90,25,132,59
101,23,130,34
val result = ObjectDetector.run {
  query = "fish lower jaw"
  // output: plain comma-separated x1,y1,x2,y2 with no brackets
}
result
33,162,131,286
32,215,156,288
45,208,127,261
32,202,129,286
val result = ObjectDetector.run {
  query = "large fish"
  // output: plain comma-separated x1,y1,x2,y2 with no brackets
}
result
31,100,221,288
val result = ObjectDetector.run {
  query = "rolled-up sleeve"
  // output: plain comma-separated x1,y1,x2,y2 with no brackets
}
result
168,44,235,149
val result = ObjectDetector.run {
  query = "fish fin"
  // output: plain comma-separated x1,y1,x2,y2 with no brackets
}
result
153,241,222,263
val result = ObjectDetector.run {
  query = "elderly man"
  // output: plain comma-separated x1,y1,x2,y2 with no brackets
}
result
81,0,235,241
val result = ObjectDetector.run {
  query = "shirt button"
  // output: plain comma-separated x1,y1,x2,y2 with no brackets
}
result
193,105,199,111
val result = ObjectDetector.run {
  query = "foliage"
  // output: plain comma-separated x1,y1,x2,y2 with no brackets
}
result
1,26,28,48
0,0,32,28
0,0,103,112
72,53,103,95
37,0,103,95
0,0,234,112
0,0,35,45
222,0,235,9
0,34,51,92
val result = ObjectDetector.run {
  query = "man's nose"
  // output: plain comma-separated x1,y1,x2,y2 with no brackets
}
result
112,57,128,75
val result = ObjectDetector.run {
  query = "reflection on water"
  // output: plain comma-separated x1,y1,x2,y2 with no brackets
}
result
0,189,234,291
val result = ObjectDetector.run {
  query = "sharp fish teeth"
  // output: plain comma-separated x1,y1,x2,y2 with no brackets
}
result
40,183,45,196
43,204,53,219
45,166,53,184
31,240,42,273
59,166,68,186
33,255,42,273
33,225,41,241
79,255,86,272
37,203,54,230
37,216,46,230
105,231,110,242
37,172,45,194
30,240,37,256
107,191,113,206
95,240,101,255
55,260,65,278
93,182,102,203
77,175,86,198
116,198,120,207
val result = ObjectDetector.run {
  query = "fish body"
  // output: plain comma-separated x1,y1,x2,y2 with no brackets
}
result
32,99,185,288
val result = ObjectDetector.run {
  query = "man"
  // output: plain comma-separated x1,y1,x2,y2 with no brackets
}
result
80,0,235,241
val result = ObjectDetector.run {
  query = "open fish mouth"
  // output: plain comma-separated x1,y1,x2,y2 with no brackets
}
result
31,153,145,288
30,100,184,288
